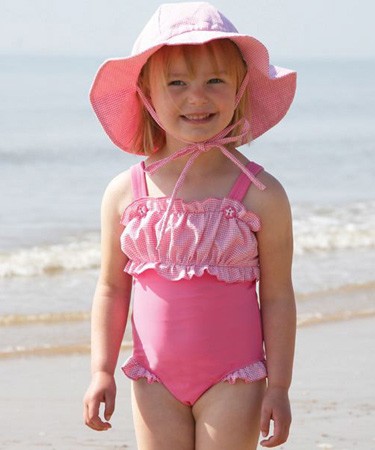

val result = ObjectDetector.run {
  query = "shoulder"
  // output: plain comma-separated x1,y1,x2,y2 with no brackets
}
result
244,169,292,226
102,167,134,218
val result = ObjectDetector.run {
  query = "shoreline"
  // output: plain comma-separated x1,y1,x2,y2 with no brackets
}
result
1,316,374,449
1,307,375,360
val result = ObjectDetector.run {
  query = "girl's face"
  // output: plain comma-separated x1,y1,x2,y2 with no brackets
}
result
149,44,238,152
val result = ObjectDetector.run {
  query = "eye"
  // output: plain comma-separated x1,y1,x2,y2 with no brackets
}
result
168,80,186,86
208,78,224,84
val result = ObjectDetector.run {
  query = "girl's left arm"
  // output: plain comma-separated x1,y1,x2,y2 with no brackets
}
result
248,171,297,448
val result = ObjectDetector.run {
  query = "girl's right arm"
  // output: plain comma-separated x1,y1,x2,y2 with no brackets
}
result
83,170,133,431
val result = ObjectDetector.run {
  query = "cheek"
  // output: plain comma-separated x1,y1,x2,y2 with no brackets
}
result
154,100,174,122
217,85,236,105
151,88,176,113
149,82,166,107
222,93,237,116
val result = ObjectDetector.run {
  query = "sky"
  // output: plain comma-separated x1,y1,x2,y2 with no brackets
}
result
1,0,374,60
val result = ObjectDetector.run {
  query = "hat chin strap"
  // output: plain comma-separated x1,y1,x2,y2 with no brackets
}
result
136,71,265,248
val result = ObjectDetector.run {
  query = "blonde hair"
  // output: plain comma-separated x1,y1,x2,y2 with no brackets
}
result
131,39,249,155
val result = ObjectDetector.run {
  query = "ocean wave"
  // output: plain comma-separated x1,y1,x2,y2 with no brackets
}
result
293,201,375,254
0,341,133,360
295,280,375,301
0,235,100,278
0,311,91,326
0,201,374,278
297,308,375,328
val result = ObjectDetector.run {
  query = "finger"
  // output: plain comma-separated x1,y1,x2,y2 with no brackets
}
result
85,399,111,431
260,434,286,448
259,407,271,438
87,413,111,431
273,420,290,445
260,421,289,447
271,409,291,444
104,394,115,421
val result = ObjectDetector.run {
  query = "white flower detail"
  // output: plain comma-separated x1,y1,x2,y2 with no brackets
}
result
138,205,148,216
225,207,236,218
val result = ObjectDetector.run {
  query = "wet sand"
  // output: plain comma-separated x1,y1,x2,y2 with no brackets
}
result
1,316,374,449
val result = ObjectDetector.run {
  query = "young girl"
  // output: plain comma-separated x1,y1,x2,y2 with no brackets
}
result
83,2,297,449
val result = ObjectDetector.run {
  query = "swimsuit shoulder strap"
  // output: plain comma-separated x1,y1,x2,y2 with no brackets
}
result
130,161,148,200
228,161,264,202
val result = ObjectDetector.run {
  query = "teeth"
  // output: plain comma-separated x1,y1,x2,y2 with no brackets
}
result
184,113,211,120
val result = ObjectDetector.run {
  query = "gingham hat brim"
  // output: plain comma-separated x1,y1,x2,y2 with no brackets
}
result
90,30,296,153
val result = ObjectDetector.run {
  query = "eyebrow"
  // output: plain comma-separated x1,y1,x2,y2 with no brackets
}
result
168,70,229,78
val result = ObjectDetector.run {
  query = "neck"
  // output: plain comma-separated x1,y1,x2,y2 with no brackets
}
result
149,143,238,174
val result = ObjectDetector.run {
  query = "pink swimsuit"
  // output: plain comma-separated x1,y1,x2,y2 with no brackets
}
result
120,161,267,405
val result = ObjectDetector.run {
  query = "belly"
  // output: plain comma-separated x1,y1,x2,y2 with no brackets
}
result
131,270,264,377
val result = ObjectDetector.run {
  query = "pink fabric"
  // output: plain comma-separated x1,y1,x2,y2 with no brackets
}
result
229,162,263,200
122,357,161,384
122,270,266,406
130,162,148,199
122,356,266,386
221,361,267,384
120,162,263,283
120,161,267,405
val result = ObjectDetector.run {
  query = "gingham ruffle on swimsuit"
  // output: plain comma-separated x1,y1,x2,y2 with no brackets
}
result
123,356,267,385
120,163,262,284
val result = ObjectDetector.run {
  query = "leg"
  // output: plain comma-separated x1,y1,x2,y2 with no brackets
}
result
131,379,195,450
192,379,266,450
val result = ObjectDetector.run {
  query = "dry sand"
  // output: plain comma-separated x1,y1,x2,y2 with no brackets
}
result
1,316,374,449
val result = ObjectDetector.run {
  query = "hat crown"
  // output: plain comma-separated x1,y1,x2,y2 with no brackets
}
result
132,2,238,55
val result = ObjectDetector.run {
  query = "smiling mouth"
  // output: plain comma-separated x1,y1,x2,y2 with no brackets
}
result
182,113,215,122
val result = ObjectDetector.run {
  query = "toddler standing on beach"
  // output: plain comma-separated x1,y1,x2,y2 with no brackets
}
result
83,2,297,448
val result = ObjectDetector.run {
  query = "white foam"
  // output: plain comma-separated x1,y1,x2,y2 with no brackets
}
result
293,201,375,254
0,234,100,278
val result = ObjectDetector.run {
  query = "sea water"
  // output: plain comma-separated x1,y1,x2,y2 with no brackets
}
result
0,55,374,357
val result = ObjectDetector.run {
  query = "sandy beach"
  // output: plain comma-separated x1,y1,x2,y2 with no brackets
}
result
1,5,374,448
1,316,374,450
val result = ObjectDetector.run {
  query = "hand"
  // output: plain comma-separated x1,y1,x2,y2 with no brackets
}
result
83,371,116,431
259,386,291,447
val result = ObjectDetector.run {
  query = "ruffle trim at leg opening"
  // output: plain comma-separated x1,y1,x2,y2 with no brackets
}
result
221,360,267,384
122,357,266,385
121,356,161,384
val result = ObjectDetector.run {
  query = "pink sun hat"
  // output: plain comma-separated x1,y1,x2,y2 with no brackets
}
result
90,2,297,153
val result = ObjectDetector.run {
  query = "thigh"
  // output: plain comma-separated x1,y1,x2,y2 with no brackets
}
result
192,379,266,450
131,379,195,450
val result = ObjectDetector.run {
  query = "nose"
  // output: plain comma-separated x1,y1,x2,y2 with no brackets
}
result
187,84,208,105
